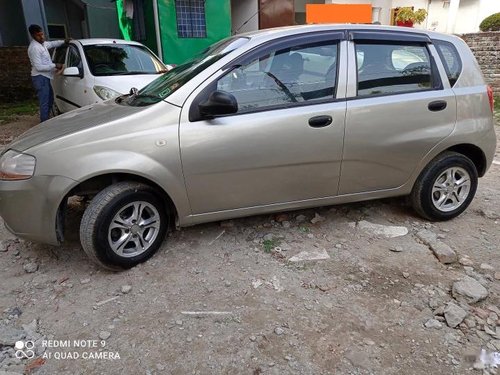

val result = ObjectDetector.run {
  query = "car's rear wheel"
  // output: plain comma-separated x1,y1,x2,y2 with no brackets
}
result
411,151,478,221
80,182,168,270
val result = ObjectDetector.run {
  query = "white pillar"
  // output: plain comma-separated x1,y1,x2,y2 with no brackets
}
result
372,7,382,23
446,0,460,34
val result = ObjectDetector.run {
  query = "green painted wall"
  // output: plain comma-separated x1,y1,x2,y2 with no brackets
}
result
157,0,231,64
116,0,158,55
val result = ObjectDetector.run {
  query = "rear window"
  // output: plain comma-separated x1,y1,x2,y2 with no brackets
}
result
433,40,462,87
355,43,434,97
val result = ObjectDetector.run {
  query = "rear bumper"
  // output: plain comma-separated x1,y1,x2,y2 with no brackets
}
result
0,175,76,245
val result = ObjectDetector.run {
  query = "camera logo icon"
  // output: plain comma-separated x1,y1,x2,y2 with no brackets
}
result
15,341,35,359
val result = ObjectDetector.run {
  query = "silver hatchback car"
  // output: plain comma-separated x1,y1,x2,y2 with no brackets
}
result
0,25,496,270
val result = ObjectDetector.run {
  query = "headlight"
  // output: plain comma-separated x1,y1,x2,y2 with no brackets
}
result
93,86,121,100
0,150,36,180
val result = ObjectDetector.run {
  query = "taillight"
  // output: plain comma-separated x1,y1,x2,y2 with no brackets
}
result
487,85,494,113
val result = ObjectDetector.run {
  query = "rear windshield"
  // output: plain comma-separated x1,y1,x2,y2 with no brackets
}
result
122,36,250,106
433,40,462,87
83,44,167,76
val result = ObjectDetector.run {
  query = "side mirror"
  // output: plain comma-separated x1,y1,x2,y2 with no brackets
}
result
63,67,82,78
198,90,238,118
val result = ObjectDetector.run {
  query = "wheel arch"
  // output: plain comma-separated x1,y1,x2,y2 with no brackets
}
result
56,172,182,242
445,143,487,177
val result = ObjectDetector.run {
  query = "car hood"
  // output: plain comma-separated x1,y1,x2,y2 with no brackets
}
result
7,101,148,152
94,74,162,93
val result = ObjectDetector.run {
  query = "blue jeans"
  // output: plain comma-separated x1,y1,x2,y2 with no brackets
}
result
32,75,53,123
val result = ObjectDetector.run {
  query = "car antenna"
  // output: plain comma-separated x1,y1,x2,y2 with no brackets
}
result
232,1,274,35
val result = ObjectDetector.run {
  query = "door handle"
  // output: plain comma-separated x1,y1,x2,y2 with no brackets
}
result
428,100,447,112
308,115,333,128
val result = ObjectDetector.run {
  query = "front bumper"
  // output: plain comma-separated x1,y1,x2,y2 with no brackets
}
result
0,175,76,245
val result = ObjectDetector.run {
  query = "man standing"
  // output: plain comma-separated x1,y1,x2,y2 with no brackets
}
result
27,24,68,123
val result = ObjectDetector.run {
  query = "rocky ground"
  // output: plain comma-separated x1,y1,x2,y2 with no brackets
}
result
0,115,499,375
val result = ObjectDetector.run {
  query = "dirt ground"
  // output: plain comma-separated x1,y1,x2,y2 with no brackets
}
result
0,114,499,375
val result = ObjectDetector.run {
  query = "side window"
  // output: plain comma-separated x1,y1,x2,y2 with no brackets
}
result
356,43,434,97
53,46,68,64
434,40,462,87
216,41,338,113
67,46,82,69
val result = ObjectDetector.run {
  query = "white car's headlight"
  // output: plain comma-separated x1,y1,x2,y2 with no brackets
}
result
93,86,122,100
0,150,36,180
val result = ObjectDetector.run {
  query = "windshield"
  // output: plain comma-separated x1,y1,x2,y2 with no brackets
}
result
122,36,250,107
83,44,166,76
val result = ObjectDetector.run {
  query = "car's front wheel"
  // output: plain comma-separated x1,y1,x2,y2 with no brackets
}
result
411,151,478,221
80,182,168,270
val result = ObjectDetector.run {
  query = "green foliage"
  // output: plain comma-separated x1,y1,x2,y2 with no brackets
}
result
395,7,428,24
263,238,281,253
0,100,38,125
480,13,500,32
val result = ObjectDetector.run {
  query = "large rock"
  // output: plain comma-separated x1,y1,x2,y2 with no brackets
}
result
288,249,330,262
452,276,488,304
444,302,468,328
429,242,457,264
417,229,457,264
355,220,408,238
424,318,443,329
0,326,26,346
416,229,438,245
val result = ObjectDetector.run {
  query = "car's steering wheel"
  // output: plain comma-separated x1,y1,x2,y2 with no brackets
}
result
264,71,297,103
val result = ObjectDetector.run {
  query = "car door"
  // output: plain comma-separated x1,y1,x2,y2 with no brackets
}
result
57,44,90,110
179,33,348,214
339,31,457,195
51,45,69,112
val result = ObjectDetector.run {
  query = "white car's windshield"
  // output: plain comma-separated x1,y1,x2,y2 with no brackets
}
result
123,36,250,107
83,44,167,76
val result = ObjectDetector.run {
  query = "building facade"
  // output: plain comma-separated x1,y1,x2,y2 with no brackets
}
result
231,0,500,35
0,0,121,47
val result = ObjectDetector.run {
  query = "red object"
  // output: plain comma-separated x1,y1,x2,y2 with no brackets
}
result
487,85,494,113
396,20,414,27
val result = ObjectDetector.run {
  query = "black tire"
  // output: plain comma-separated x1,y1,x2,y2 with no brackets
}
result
80,182,168,270
51,102,61,118
411,151,478,221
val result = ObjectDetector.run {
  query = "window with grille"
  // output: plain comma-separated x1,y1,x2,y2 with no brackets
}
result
175,0,207,38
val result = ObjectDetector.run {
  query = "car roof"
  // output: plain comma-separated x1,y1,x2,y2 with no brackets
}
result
240,24,459,44
74,38,146,46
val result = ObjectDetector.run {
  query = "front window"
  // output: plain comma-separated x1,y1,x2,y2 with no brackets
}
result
216,40,339,113
123,37,249,106
53,46,68,64
67,46,82,69
83,44,166,76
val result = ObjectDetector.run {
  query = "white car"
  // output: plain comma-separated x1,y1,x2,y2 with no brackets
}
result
51,39,169,113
